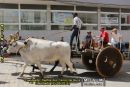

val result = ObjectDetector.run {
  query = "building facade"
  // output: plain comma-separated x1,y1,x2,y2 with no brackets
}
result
0,0,130,42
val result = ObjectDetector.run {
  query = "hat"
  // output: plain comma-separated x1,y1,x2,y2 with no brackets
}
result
87,31,91,33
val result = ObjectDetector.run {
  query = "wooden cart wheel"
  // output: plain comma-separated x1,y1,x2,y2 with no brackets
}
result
82,49,98,70
96,47,123,77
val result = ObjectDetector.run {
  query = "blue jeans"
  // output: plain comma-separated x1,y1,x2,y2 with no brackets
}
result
70,28,80,50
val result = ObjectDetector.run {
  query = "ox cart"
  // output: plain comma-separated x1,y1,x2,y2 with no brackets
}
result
4,30,123,78
71,46,123,77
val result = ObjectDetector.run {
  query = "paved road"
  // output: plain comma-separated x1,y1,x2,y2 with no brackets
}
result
0,56,130,87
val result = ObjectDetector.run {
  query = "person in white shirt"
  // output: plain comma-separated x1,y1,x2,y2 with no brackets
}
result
70,13,83,50
111,28,124,52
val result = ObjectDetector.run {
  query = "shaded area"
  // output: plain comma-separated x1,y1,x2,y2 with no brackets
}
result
0,81,9,84
11,72,21,76
47,71,101,78
106,60,130,82
107,72,130,82
0,73,9,75
12,70,103,85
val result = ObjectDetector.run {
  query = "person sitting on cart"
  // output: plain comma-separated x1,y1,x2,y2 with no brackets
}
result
82,31,94,50
111,28,124,52
98,27,109,49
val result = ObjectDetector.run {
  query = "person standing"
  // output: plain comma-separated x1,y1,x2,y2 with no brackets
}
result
70,13,83,51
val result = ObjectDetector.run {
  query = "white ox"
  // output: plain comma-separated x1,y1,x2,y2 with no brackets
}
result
7,38,76,77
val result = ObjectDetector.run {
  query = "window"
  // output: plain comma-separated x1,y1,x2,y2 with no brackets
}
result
20,4,47,30
21,4,46,10
51,12,73,25
4,25,19,30
100,14,119,24
21,10,47,23
121,26,130,30
0,9,19,23
100,8,119,30
51,11,98,30
21,25,46,30
101,8,119,12
121,8,130,13
4,10,19,23
78,13,97,24
0,3,18,9
121,14,130,24
100,9,119,30
121,9,130,30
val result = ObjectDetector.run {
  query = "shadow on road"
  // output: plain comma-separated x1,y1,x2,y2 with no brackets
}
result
106,60,130,82
11,71,102,79
0,81,9,84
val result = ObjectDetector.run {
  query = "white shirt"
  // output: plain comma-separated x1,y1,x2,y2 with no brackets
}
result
113,33,122,42
111,32,122,46
111,37,117,46
73,16,83,29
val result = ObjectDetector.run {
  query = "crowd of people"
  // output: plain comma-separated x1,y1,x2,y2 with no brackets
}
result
70,13,126,52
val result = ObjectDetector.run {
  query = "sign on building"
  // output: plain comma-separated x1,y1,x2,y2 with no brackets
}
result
53,12,73,25
101,17,118,24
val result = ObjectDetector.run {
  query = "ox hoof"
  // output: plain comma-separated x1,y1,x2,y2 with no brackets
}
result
17,76,24,79
39,75,44,79
73,72,77,75
18,73,23,77
71,72,77,76
58,75,63,78
17,74,24,79
39,74,44,79
49,70,54,73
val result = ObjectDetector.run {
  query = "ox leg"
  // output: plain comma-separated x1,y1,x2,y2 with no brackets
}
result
60,63,66,75
35,63,44,78
31,64,39,72
49,60,59,72
19,64,27,77
66,61,77,74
